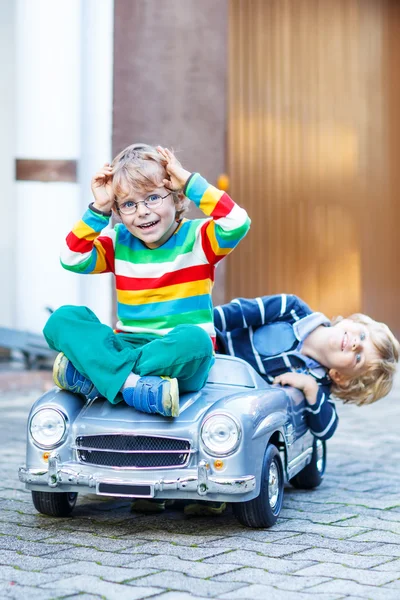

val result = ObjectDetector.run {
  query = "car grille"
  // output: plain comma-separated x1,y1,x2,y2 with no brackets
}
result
75,434,191,469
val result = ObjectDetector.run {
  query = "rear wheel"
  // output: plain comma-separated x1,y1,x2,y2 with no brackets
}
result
290,439,326,489
31,491,78,517
233,443,284,528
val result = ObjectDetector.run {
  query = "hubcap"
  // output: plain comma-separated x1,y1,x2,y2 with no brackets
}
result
316,440,324,473
268,460,280,509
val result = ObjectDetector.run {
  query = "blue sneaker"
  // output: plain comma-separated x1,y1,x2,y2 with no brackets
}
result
122,375,179,417
53,352,99,400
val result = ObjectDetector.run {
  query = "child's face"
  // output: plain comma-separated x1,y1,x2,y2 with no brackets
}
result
116,184,179,249
325,318,379,379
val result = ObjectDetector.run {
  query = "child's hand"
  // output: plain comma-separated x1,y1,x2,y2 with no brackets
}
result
91,163,114,212
273,372,319,405
156,147,191,191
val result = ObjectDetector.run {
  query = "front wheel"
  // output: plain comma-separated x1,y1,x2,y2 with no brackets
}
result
290,438,326,489
31,491,78,517
233,443,284,528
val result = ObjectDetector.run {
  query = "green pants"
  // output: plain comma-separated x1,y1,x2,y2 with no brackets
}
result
44,305,214,404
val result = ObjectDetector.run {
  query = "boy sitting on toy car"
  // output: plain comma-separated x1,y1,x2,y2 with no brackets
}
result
133,293,399,516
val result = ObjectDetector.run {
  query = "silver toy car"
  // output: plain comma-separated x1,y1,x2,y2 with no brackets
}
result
19,355,326,528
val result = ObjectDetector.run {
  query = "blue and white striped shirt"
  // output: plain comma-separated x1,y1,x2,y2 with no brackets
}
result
214,294,338,441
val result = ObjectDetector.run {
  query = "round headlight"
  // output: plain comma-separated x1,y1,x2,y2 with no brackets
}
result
29,408,67,448
201,413,241,456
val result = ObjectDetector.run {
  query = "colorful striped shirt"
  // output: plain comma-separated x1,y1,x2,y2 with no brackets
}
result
61,173,250,345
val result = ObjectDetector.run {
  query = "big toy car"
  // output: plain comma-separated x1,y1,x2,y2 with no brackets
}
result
19,355,326,528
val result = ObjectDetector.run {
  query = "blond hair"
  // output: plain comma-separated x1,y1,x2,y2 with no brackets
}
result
330,314,399,406
111,143,189,220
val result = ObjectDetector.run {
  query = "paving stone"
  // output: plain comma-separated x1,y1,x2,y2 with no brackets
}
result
40,574,160,600
127,571,245,597
198,536,312,558
0,498,41,513
123,531,226,545
294,563,397,586
280,508,360,524
351,531,400,544
210,529,301,544
203,550,315,573
275,533,380,553
59,596,103,600
0,565,59,586
383,579,400,589
290,547,391,568
33,530,142,552
0,581,58,600
0,549,75,570
0,522,53,541
213,566,331,590
43,560,159,582
219,583,342,600
281,500,342,514
131,554,238,578
48,546,146,567
305,579,400,599
0,489,33,501
337,516,400,534
372,558,400,571
120,541,230,561
149,593,211,600
271,520,369,539
0,510,53,527
0,535,74,556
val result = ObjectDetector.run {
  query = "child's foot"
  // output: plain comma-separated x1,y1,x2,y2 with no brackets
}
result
130,499,175,513
53,352,99,400
184,501,227,517
122,375,179,417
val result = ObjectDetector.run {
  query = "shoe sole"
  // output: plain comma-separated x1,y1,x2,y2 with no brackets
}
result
53,352,67,389
184,502,227,517
161,377,179,417
131,499,166,513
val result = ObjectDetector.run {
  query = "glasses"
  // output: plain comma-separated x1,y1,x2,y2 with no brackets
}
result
116,192,171,215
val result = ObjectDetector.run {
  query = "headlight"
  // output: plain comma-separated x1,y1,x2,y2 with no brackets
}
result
29,408,67,448
201,413,241,456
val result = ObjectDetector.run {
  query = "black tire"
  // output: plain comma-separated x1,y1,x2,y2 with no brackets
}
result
290,438,326,489
31,491,78,517
233,444,284,528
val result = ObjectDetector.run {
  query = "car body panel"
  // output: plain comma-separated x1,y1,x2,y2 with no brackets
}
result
20,355,315,503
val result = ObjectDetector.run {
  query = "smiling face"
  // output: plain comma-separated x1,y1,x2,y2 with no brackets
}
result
112,154,182,249
116,186,179,249
324,318,379,383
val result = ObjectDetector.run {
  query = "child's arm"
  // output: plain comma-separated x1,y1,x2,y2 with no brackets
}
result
60,164,116,275
273,372,338,441
158,147,250,265
214,294,310,333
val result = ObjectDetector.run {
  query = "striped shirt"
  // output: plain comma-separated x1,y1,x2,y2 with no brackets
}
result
61,173,250,345
214,294,338,441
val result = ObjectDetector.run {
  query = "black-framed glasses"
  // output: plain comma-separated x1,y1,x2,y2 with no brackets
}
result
116,192,171,215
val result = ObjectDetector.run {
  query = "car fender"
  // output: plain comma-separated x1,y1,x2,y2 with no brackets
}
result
198,387,290,492
25,387,85,468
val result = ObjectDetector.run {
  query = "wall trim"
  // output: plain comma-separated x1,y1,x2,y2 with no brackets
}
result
16,159,77,182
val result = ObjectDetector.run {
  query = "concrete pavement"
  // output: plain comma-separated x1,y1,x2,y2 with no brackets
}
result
1,376,400,599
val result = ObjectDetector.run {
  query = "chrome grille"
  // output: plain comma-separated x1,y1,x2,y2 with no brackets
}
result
75,434,191,469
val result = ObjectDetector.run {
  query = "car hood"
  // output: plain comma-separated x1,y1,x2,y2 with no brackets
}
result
73,382,253,430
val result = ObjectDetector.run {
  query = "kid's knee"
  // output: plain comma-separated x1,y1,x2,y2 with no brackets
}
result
44,305,94,338
44,305,73,334
175,325,213,357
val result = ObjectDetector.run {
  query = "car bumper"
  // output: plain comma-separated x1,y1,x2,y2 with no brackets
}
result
19,453,256,498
